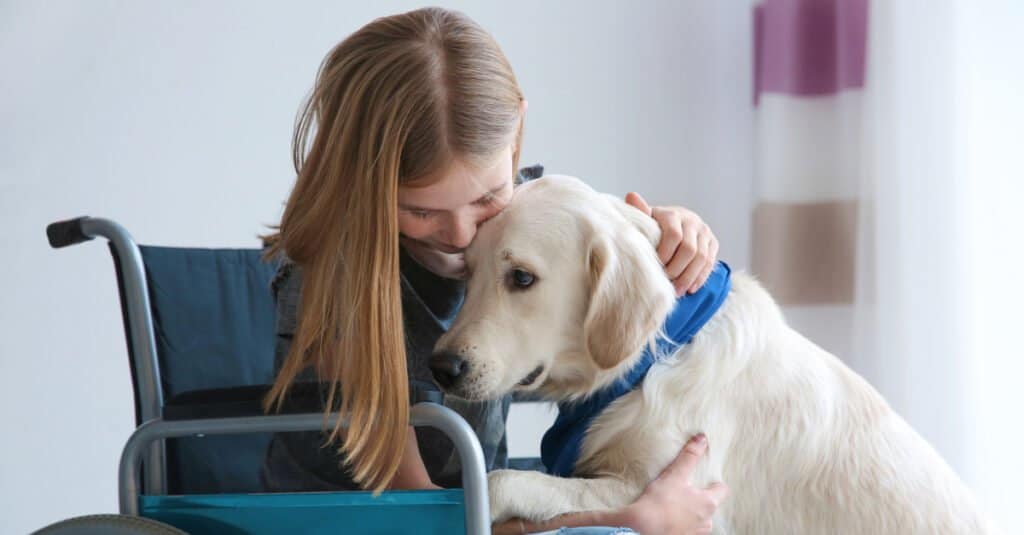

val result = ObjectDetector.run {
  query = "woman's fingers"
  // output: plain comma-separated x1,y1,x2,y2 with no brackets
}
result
672,231,708,294
688,238,719,294
660,433,708,482
625,191,653,216
654,208,685,264
665,225,699,279
491,519,524,535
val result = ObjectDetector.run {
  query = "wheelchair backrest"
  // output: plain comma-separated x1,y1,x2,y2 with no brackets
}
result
121,245,278,494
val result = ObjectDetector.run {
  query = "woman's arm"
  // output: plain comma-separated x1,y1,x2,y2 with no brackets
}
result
388,427,442,490
493,434,728,535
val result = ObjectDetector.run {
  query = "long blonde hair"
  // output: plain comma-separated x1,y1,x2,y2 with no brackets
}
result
263,7,524,492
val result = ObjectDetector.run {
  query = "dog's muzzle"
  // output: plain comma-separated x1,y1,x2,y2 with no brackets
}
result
429,352,468,390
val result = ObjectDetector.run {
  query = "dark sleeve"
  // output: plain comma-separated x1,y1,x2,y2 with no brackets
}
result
269,259,317,383
266,258,313,404
515,164,544,185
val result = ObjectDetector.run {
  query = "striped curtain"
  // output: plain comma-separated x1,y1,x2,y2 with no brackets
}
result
750,1,1024,529
751,0,868,360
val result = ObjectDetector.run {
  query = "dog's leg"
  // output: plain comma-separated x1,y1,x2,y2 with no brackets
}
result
488,469,641,524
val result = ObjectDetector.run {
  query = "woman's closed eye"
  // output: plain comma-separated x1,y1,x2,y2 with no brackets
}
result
473,192,497,207
406,209,436,219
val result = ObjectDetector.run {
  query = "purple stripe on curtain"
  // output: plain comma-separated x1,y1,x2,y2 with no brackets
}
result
754,0,868,104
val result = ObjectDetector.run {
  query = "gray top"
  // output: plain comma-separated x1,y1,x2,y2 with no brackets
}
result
261,247,510,490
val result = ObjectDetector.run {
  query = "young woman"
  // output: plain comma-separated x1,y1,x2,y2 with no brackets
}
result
262,7,726,533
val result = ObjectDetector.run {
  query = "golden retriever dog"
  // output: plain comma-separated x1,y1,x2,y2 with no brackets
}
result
429,175,993,534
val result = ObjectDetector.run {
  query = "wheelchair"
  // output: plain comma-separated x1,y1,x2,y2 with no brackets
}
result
33,216,490,535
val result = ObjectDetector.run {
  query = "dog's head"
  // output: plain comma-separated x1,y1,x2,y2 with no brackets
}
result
430,175,676,401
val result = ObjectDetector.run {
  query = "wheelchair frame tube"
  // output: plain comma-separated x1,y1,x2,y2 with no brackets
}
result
119,403,491,535
50,217,168,495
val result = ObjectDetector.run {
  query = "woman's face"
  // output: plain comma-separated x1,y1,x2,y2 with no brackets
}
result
398,144,515,278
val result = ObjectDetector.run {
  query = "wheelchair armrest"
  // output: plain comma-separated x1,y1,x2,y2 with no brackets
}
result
162,380,443,421
121,401,489,533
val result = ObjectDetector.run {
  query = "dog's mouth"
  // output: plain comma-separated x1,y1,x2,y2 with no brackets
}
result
516,365,545,387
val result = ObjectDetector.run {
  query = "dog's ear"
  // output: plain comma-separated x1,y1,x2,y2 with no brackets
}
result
583,229,675,370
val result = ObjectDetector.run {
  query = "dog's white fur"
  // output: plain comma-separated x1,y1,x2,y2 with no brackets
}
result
435,176,993,534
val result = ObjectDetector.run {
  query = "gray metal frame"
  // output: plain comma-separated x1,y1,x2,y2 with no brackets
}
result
55,216,491,535
119,404,490,534
80,218,167,495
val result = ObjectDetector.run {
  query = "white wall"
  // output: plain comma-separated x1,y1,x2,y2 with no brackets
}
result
0,1,754,531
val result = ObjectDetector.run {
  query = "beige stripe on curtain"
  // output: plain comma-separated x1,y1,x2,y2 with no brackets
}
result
751,200,857,305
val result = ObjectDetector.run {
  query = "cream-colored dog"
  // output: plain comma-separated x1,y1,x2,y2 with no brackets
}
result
431,175,992,534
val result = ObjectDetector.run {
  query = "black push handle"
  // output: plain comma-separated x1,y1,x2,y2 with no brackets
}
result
46,216,93,248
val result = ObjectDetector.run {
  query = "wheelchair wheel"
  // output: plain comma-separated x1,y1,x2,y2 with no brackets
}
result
32,514,187,535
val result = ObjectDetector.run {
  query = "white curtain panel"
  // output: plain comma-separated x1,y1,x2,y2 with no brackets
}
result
753,0,1023,530
952,1,1024,531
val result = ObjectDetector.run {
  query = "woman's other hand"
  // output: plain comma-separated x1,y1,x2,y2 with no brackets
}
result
492,434,728,535
625,192,719,297
620,433,729,535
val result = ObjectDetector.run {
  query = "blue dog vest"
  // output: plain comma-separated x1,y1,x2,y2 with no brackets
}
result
540,261,732,477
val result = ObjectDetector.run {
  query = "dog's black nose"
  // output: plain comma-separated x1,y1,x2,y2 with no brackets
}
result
429,352,468,389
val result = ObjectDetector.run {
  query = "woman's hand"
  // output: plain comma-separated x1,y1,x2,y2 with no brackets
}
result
619,433,729,535
491,434,727,535
625,192,719,296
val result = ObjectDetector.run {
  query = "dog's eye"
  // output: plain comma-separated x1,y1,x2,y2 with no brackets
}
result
509,268,536,289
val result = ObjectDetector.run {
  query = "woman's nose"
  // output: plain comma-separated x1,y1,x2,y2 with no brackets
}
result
446,214,478,249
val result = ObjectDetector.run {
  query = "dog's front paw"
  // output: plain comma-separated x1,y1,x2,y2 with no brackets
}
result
487,469,535,524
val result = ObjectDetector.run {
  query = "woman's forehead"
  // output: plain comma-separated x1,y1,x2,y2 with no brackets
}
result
398,147,514,210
